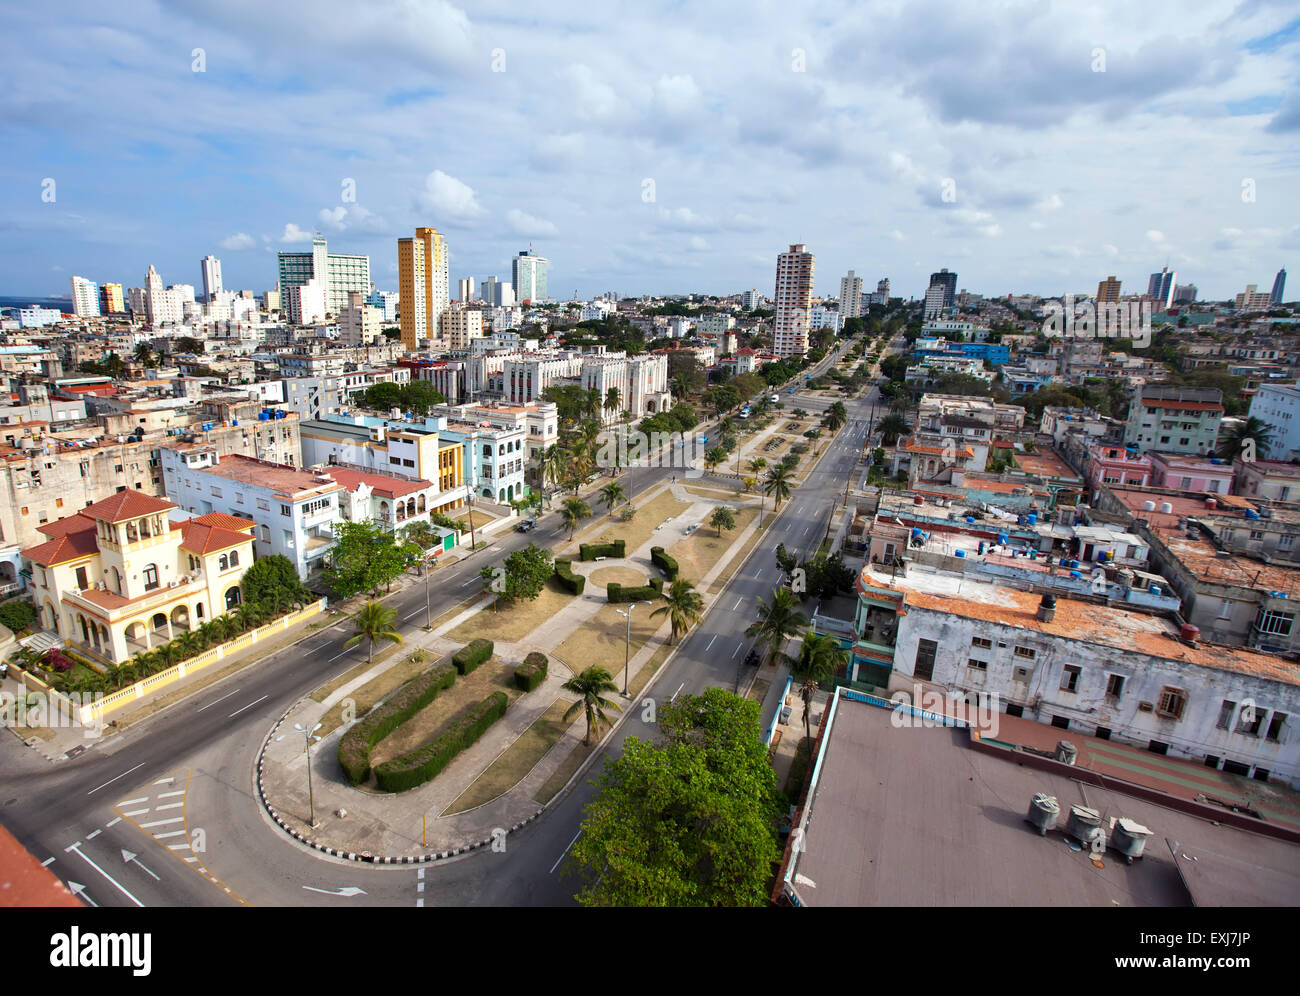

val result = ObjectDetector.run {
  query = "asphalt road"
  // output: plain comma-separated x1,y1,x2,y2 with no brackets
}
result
0,336,888,907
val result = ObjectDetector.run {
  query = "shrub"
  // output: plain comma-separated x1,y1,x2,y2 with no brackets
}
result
374,692,509,792
514,652,548,691
0,601,36,634
337,662,455,785
554,559,586,595
650,546,679,580
606,577,664,603
452,638,493,675
579,540,626,561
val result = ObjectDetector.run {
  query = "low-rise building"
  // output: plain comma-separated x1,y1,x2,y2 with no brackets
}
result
1124,384,1224,456
21,492,255,665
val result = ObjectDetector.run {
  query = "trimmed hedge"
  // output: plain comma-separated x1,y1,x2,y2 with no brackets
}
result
606,577,664,603
554,559,585,595
650,546,679,581
337,662,456,785
374,692,509,792
514,652,548,692
579,539,626,561
453,638,493,675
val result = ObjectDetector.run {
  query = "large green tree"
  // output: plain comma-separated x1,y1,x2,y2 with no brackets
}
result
239,554,309,609
566,688,781,907
322,521,417,598
745,587,810,666
482,542,554,605
1217,416,1275,461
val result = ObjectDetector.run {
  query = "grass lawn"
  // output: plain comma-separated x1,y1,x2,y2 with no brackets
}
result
315,645,424,737
533,739,597,805
588,565,646,588
444,697,578,815
447,577,574,644
667,505,758,588
554,601,660,687
683,484,753,501
569,487,687,554
708,508,772,595
369,656,521,769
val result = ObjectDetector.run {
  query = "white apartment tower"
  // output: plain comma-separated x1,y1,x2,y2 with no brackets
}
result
839,270,863,319
512,250,548,304
201,255,223,303
773,244,814,358
69,276,100,318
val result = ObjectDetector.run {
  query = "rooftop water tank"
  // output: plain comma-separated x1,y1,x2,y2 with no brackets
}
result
1180,623,1199,643
1206,498,1217,509
1109,818,1153,864
1159,502,1174,514
1026,794,1060,836
1245,509,1260,520
1066,805,1103,845
1054,740,1077,765
1143,500,1156,511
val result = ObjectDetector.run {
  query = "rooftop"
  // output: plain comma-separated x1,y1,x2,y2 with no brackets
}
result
195,453,343,501
323,466,430,499
785,697,1300,907
82,489,176,524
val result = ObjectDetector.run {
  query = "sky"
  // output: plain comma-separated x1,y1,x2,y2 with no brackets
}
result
1,0,1298,303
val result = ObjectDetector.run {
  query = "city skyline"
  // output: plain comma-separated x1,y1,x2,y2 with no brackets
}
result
2,2,1298,302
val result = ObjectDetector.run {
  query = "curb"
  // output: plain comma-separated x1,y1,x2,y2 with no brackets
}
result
254,698,545,864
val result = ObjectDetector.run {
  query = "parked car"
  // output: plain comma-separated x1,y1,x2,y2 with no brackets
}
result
516,519,536,533
743,649,760,667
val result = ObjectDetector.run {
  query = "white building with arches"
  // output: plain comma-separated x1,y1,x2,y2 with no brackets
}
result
20,491,255,665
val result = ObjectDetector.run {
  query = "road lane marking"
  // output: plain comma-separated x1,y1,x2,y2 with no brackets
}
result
88,762,145,796
118,797,149,806
140,817,183,828
733,596,742,609
550,831,582,874
41,857,55,867
705,634,717,651
229,694,269,718
670,682,684,703
195,688,243,713
106,817,121,828
86,829,101,840
122,809,149,817
154,830,186,839
155,802,184,811
157,790,185,799
327,649,350,662
732,643,743,658
152,777,174,785
65,843,144,907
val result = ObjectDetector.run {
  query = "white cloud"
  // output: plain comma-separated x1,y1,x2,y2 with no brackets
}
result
889,229,906,241
652,74,701,117
1147,229,1166,244
218,232,257,250
280,223,314,243
688,235,709,251
561,64,620,120
318,206,347,230
657,206,711,231
506,209,558,237
419,170,484,220
1037,193,1064,211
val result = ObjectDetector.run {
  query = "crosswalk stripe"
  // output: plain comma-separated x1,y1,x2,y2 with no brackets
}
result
140,818,183,828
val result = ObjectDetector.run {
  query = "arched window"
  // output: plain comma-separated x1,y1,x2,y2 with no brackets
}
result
224,586,242,610
196,602,205,620
417,494,426,513
229,550,239,567
143,564,159,590
219,554,229,571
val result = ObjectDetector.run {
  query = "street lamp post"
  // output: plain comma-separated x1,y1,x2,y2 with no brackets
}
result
613,601,650,697
423,550,436,630
293,722,323,829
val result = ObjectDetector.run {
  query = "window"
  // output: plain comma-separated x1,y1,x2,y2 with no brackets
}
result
219,554,229,571
914,638,937,681
1060,666,1081,692
1237,705,1263,737
971,636,992,651
1051,715,1070,730
1255,609,1294,636
257,498,270,511
1012,665,1033,684
1217,700,1236,730
1217,600,1233,620
75,566,88,589
229,550,239,567
1094,727,1111,741
281,504,291,516
1250,530,1264,540
1156,687,1187,720
1013,645,1036,660
1266,712,1286,743
143,564,160,590
1105,674,1124,700
1280,534,1294,550
209,486,223,498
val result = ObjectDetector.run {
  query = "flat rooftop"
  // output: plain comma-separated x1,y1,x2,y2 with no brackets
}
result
200,453,343,500
786,696,1300,907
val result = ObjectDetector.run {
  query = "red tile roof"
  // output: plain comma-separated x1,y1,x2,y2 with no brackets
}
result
189,512,257,532
21,526,99,567
36,513,97,539
323,467,430,499
179,520,255,555
0,824,83,907
82,490,175,523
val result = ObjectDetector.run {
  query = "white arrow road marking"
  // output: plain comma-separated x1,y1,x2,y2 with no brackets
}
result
121,850,160,881
67,882,99,907
64,844,144,906
303,885,367,897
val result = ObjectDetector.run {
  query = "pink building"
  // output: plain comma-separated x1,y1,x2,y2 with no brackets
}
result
1147,451,1234,495
1086,441,1153,496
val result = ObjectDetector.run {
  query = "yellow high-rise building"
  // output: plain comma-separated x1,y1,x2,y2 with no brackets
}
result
397,227,448,351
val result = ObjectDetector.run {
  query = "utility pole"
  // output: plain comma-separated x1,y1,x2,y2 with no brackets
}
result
465,480,477,551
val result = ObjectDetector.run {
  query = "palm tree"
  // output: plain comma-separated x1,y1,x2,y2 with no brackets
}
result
562,666,622,746
599,481,625,517
745,587,810,668
826,401,848,432
604,386,622,423
343,601,402,665
651,578,703,644
763,463,794,515
747,457,767,476
704,446,727,473
877,413,910,446
789,629,849,744
561,497,591,539
539,444,567,491
584,388,602,421
133,343,154,366
671,372,693,400
1216,416,1275,461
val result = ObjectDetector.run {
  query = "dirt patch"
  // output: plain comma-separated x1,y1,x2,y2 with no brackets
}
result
368,656,521,769
554,602,661,684
569,487,688,554
445,697,578,814
588,565,646,588
451,509,495,531
448,577,573,643
667,505,758,586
